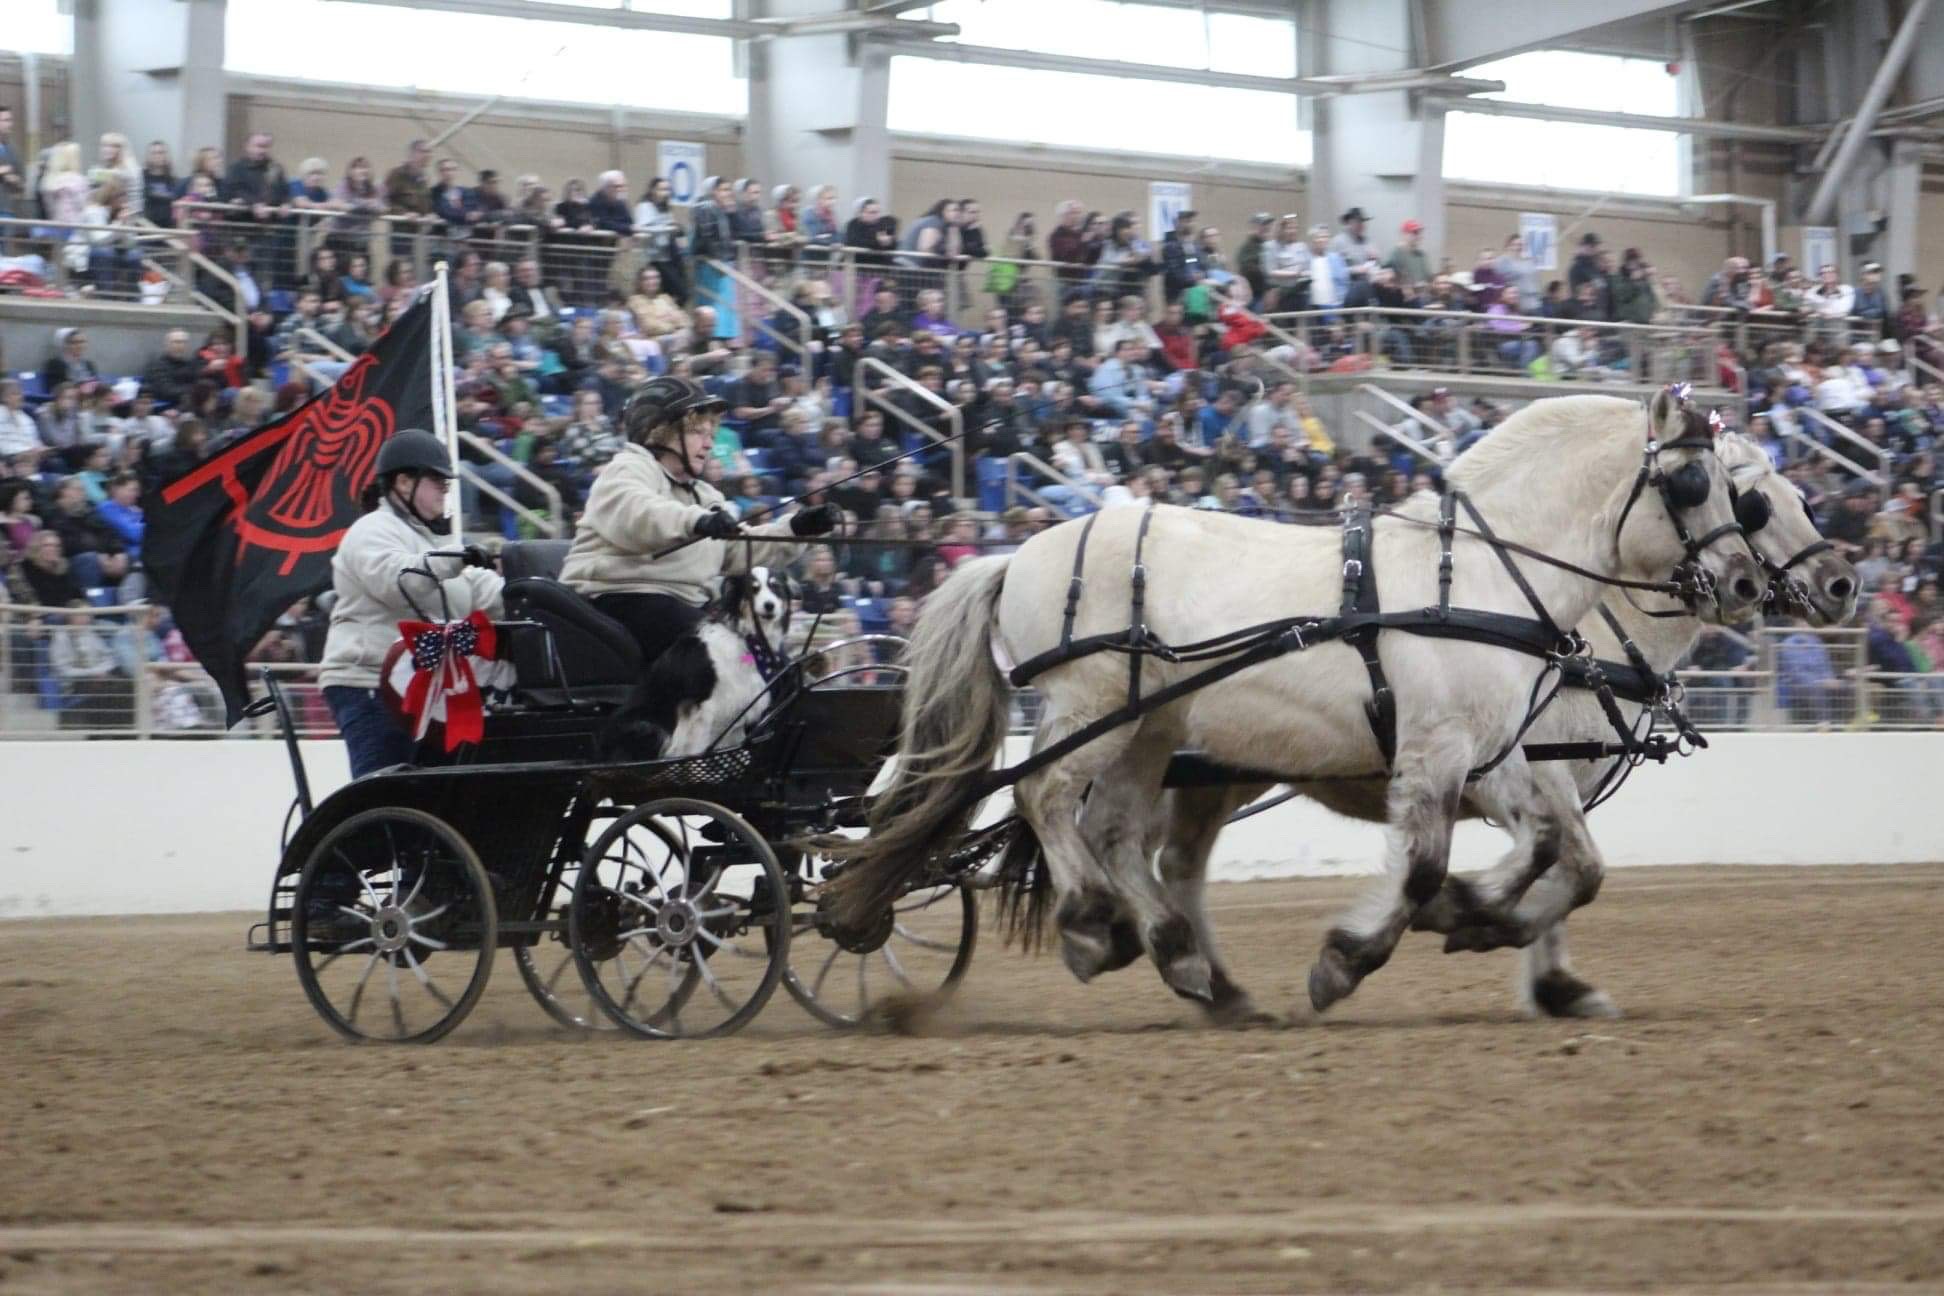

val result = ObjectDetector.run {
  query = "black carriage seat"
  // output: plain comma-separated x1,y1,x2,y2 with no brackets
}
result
499,542,641,709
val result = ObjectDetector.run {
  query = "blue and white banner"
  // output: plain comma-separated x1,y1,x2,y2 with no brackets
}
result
658,140,706,206
1148,181,1192,242
1519,212,1558,271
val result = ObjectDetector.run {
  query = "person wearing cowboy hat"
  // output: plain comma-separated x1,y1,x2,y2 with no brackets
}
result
319,429,504,777
562,375,840,671
1329,207,1379,279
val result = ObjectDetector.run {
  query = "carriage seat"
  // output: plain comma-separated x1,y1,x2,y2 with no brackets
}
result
500,542,642,706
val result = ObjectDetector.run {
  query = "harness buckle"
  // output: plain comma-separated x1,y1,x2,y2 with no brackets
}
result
1342,558,1364,582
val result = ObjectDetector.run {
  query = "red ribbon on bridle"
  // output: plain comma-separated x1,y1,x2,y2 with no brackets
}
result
396,611,498,751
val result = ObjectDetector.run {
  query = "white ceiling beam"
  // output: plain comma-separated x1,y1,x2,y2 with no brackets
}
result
1433,93,1822,143
867,35,1506,98
325,0,961,41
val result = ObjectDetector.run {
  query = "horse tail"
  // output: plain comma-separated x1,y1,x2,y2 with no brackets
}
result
822,555,1014,925
991,816,1052,949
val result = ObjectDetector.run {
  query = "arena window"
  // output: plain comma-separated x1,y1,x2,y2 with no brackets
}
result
7,0,73,55
1443,50,1684,197
901,0,1296,79
223,0,747,116
891,0,1306,163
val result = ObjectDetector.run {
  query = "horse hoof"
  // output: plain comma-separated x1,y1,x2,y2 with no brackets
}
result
1443,918,1526,954
1410,876,1483,935
1307,948,1358,1013
1528,970,1622,1019
1059,929,1112,983
1160,951,1214,1003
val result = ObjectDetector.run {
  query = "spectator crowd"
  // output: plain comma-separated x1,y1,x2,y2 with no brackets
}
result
4,114,1944,730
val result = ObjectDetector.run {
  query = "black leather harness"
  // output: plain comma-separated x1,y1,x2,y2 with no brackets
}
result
984,425,1731,810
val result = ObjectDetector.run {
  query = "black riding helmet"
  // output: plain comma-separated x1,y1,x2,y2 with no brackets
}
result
375,428,455,480
622,376,727,445
624,376,727,479
374,429,454,529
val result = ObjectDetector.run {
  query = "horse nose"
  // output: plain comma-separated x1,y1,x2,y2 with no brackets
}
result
1827,575,1854,603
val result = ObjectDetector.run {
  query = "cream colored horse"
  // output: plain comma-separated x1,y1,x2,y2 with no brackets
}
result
1149,430,1857,1022
828,391,1766,1019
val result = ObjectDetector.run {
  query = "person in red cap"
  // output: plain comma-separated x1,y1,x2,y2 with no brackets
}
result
1387,218,1430,289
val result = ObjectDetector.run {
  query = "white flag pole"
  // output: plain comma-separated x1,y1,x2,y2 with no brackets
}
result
431,261,463,542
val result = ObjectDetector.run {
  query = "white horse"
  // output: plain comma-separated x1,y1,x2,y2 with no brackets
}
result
827,391,1766,1018
1148,430,1857,1022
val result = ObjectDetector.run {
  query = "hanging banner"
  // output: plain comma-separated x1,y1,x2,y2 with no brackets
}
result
1148,181,1192,241
658,140,706,206
1519,212,1558,271
1801,225,1838,276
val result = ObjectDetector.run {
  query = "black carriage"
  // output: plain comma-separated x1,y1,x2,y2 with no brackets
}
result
246,543,985,1043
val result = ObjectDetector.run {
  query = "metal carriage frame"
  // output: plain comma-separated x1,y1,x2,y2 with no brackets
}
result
246,632,985,1044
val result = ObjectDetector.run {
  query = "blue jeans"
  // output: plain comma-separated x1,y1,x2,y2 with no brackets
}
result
324,685,415,778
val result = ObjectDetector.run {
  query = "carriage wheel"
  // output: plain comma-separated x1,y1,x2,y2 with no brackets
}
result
778,850,979,1029
291,807,497,1044
514,816,683,1032
570,798,790,1040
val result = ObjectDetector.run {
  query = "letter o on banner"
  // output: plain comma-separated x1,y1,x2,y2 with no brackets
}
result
658,141,706,206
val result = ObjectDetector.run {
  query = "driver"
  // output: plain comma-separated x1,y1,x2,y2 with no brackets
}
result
319,429,502,777
562,375,838,668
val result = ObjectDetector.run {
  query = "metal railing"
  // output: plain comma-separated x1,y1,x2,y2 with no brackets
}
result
1661,304,1895,359
455,430,565,540
854,356,965,501
1004,450,1104,515
1354,383,1456,466
0,603,329,739
174,200,628,310
1791,406,1890,487
696,257,811,374
1263,304,1721,392
0,216,244,353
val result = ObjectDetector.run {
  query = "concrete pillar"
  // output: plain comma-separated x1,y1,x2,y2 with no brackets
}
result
1304,0,1446,263
744,0,892,212
70,0,226,168
1882,139,1923,281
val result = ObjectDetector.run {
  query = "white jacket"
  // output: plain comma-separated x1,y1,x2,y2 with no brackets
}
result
318,502,505,690
561,443,796,602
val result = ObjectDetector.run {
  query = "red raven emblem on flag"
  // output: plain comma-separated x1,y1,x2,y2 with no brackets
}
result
146,292,439,724
161,353,396,576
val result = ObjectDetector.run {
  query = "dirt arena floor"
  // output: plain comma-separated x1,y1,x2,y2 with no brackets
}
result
3,863,1942,1294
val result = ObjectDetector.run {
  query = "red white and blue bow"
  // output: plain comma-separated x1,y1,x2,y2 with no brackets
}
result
391,611,498,751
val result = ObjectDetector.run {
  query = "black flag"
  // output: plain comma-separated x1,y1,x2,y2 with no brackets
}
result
147,291,439,724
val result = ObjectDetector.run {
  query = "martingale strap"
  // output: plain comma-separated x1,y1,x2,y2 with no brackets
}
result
1340,506,1397,768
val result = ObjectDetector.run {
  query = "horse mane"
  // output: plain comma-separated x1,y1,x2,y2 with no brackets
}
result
1443,395,1646,496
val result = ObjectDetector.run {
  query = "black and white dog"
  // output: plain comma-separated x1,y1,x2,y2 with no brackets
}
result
643,566,795,758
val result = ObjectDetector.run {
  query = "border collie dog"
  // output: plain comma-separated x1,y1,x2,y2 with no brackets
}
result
645,567,794,758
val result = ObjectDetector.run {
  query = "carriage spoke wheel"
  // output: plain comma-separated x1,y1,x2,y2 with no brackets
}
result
291,807,497,1044
570,798,789,1040
779,851,978,1029
514,816,682,1033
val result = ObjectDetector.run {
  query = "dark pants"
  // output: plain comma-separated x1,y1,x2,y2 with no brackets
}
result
591,592,707,757
325,685,416,778
592,592,706,671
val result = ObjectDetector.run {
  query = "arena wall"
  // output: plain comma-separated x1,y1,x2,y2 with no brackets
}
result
3,733,1939,919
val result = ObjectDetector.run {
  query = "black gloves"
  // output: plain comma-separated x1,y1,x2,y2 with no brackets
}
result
692,507,744,541
460,544,496,570
790,503,843,537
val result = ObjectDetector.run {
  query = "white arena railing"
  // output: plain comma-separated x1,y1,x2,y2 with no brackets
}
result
2,607,1934,741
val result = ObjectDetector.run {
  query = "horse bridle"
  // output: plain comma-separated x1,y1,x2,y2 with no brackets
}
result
1754,495,1837,619
1612,427,1745,616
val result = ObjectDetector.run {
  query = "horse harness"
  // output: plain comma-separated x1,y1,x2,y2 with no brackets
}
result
981,426,1734,808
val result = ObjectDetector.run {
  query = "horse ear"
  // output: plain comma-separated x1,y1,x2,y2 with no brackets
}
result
1649,386,1681,441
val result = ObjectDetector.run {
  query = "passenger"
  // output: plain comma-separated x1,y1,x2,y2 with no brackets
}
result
318,430,503,777
561,375,838,671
